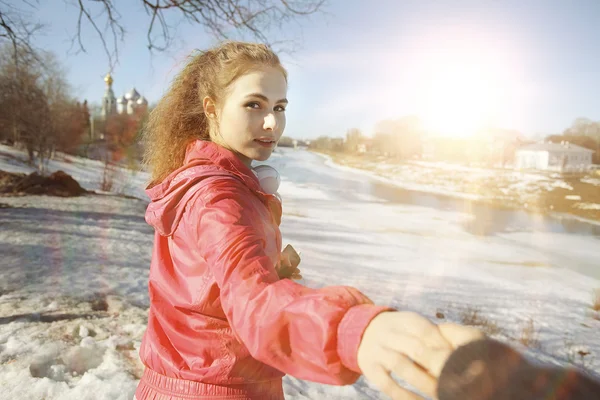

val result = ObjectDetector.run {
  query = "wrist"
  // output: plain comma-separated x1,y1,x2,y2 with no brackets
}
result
337,305,395,373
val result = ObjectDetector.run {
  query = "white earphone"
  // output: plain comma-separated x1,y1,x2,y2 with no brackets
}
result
252,164,280,195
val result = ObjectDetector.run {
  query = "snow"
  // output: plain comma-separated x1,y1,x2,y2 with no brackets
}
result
575,202,600,210
315,153,600,215
1,144,600,400
318,153,486,201
582,177,600,186
0,145,150,201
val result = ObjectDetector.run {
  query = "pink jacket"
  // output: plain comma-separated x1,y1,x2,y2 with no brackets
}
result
136,140,392,399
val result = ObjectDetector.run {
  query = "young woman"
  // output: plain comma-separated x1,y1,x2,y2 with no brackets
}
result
136,41,483,400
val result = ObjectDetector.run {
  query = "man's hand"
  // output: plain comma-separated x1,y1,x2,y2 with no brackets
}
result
357,311,484,399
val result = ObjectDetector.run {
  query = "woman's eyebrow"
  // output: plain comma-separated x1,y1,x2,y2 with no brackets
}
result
245,93,288,104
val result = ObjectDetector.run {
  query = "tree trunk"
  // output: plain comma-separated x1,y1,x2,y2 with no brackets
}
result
12,117,18,144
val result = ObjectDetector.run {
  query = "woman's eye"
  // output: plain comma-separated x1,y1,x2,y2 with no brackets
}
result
275,105,286,112
245,102,260,109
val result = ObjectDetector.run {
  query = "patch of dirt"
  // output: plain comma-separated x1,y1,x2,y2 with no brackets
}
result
0,170,25,189
0,170,88,197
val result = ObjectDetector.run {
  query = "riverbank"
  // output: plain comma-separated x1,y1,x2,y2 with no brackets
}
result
310,149,600,224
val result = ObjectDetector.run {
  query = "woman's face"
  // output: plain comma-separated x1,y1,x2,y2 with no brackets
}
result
207,66,288,167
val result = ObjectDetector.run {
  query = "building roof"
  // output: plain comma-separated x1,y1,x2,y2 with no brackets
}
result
518,142,594,153
104,73,113,86
124,88,141,101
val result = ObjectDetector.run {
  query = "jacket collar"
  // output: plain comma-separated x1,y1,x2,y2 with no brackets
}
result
144,139,282,235
184,140,282,225
184,140,263,194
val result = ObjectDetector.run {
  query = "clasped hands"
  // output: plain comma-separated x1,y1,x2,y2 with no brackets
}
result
358,311,485,400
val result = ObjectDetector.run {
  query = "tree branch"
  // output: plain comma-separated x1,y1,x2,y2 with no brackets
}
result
0,3,44,69
72,0,123,71
279,0,326,15
137,0,326,54
2,0,326,72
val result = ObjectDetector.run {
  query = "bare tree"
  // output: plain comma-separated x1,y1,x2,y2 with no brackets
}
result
344,128,364,153
1,0,327,71
41,52,91,159
0,44,84,172
564,118,600,142
549,117,600,164
0,0,44,66
374,116,424,159
0,56,50,164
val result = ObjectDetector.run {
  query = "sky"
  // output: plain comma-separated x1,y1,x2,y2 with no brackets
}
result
21,0,600,139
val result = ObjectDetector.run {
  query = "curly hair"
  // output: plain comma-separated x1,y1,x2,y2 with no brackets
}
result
142,41,287,183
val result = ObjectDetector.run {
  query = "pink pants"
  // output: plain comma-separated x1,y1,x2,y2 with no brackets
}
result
134,368,285,400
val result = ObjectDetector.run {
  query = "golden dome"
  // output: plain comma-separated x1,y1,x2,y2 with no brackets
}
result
104,73,113,86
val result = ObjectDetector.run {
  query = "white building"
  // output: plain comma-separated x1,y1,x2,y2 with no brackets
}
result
515,142,594,171
100,73,117,119
101,73,148,119
93,73,149,143
116,88,148,116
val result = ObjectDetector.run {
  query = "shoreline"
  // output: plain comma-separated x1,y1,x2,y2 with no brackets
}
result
309,149,600,226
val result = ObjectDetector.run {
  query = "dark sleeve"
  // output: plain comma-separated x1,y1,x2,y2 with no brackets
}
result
438,339,600,400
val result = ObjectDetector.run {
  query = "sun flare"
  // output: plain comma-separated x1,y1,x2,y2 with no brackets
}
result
415,51,507,139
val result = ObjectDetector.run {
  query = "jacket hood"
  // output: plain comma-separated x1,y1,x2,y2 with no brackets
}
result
145,140,265,236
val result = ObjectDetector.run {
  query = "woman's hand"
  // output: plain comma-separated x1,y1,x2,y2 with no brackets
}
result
276,245,302,280
357,311,484,400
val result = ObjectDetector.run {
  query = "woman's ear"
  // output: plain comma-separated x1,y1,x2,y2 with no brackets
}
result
203,96,217,118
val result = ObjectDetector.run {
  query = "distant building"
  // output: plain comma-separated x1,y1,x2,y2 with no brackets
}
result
101,73,117,118
88,73,149,159
117,87,149,116
294,139,309,148
515,142,594,171
101,73,148,120
355,138,373,154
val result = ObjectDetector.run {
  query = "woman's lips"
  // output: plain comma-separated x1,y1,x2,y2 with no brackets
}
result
254,139,276,147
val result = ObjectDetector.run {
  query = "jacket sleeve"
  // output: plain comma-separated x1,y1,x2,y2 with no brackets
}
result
438,339,600,400
191,180,394,385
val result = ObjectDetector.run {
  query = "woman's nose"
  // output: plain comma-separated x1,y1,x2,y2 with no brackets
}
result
263,113,277,131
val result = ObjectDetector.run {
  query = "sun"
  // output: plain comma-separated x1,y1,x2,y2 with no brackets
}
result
415,54,505,139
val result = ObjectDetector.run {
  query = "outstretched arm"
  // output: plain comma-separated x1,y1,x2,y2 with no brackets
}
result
192,180,392,385
193,178,486,398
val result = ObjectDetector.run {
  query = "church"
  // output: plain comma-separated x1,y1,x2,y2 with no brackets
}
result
90,73,149,141
86,73,149,160
101,73,148,118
